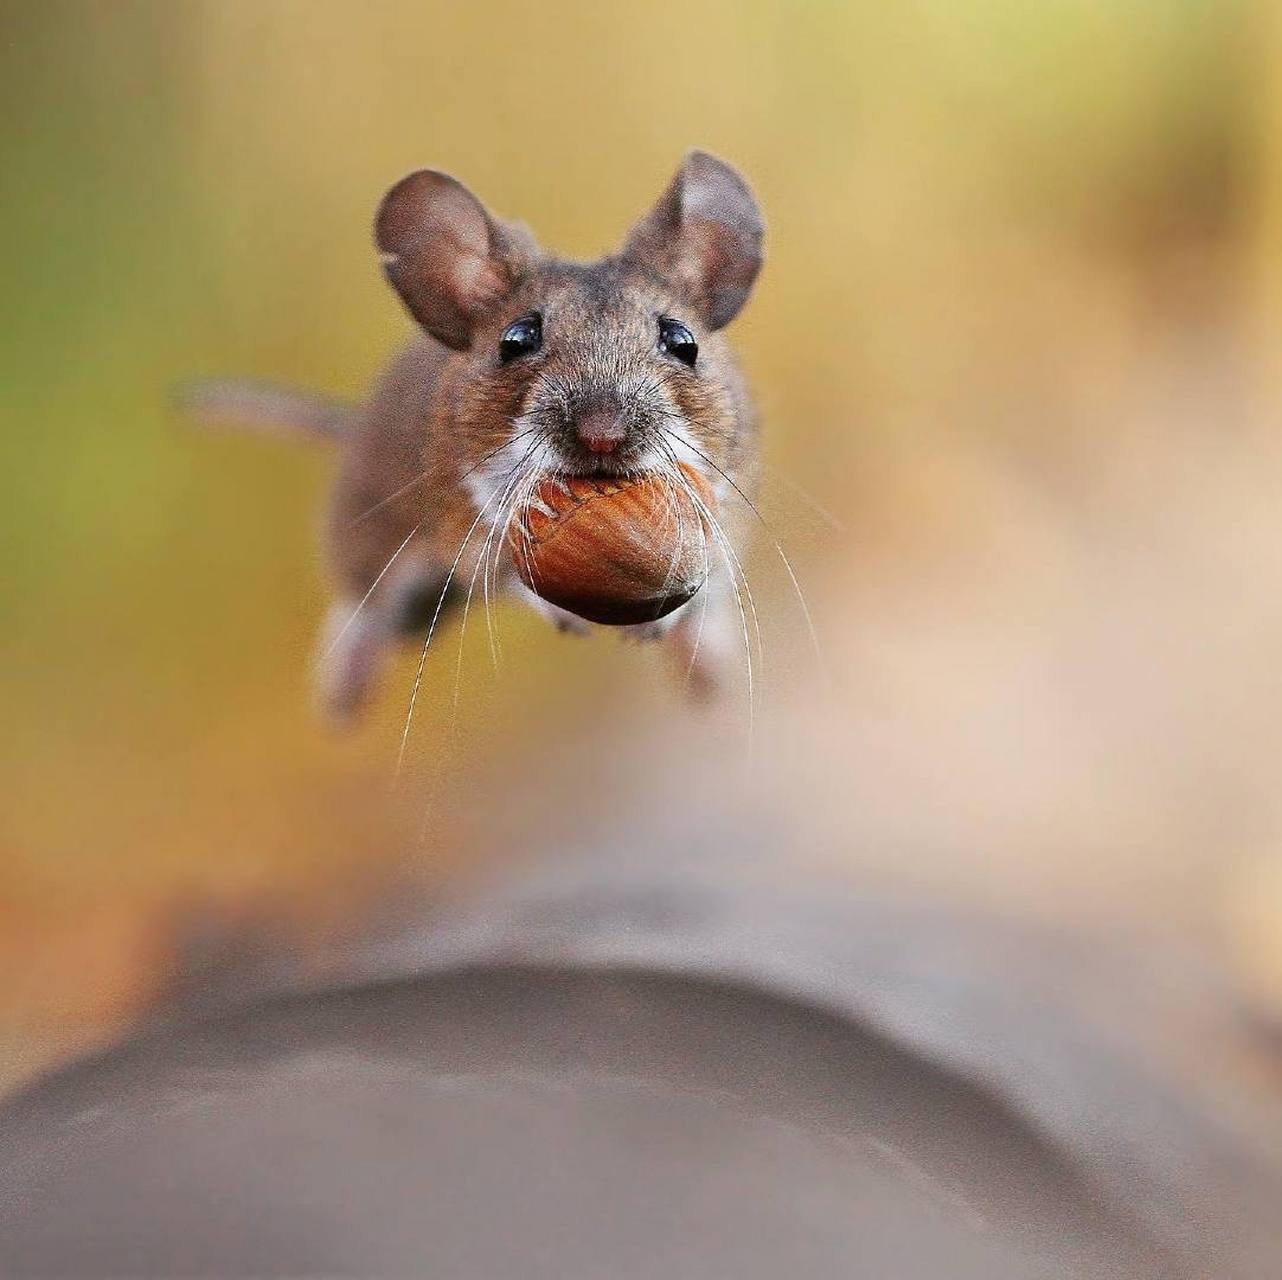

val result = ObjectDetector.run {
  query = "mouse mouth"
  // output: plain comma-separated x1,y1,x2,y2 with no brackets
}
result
554,462,662,487
543,441,666,483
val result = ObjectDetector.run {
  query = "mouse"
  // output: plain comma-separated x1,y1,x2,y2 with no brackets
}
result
183,150,764,722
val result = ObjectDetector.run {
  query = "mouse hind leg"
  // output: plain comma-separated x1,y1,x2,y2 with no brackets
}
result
315,598,392,724
315,552,465,725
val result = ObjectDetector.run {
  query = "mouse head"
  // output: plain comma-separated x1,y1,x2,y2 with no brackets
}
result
374,152,763,485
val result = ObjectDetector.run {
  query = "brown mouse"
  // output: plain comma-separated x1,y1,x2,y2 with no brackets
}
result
184,151,764,721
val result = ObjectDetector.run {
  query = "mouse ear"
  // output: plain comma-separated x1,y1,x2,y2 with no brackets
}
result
621,151,763,331
375,171,532,350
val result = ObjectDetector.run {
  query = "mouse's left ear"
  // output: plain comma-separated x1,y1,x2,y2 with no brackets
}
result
375,170,535,350
621,151,764,331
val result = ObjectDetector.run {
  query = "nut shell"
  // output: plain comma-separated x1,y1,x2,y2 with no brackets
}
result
509,466,714,626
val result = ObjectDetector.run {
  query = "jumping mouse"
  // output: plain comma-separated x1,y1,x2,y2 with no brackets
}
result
188,151,764,720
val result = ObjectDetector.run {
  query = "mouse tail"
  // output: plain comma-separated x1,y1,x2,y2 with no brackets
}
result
174,378,354,441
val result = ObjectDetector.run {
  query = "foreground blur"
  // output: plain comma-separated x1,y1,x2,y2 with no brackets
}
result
2,1,1282,1122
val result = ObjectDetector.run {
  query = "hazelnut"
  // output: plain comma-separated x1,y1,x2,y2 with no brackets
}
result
509,466,714,626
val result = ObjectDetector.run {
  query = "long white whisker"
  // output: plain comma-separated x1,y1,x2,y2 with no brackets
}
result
485,449,546,668
685,565,712,686
456,424,545,490
682,486,713,689
347,425,545,531
457,487,510,698
650,461,691,604
765,467,846,533
394,450,536,780
346,473,428,529
660,442,763,677
458,444,545,701
658,445,756,750
323,522,420,661
660,427,823,680
472,473,522,673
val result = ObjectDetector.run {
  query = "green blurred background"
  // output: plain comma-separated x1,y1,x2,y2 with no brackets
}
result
3,0,1281,1086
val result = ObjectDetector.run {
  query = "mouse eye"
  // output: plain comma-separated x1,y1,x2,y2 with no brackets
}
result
658,316,698,367
499,313,542,363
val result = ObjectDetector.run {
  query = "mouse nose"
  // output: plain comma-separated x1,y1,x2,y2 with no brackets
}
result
574,405,627,455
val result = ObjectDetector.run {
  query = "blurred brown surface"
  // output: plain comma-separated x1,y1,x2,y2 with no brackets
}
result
2,0,1282,1124
3,808,1280,1277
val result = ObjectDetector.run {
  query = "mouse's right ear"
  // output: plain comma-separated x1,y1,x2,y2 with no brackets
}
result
375,171,532,350
621,151,764,331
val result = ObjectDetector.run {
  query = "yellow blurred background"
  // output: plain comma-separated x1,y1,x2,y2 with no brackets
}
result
3,0,1282,1090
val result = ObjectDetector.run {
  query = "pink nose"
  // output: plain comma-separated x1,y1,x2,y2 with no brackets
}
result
575,407,626,455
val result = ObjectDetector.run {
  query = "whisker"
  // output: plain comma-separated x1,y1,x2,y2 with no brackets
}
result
394,448,539,781
659,427,824,680
657,454,713,691
659,440,764,676
650,462,689,602
683,524,713,690
345,425,545,530
650,407,844,537
345,473,428,529
322,522,420,661
657,443,757,750
460,491,511,682
485,457,542,665
451,436,549,725
338,431,555,667
456,424,545,489
764,467,846,534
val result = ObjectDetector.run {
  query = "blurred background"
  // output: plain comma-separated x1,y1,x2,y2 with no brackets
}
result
3,0,1282,1105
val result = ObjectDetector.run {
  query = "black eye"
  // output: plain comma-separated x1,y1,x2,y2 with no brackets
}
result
500,313,542,363
658,316,698,367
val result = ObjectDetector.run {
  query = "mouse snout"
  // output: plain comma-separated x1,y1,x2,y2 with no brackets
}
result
573,403,627,456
